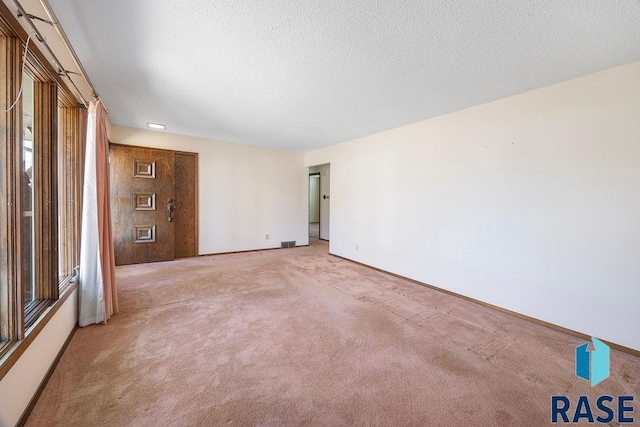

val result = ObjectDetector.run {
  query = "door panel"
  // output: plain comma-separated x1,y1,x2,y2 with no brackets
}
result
111,145,175,265
174,153,197,258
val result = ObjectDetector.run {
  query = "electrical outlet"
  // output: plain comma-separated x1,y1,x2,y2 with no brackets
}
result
266,234,269,240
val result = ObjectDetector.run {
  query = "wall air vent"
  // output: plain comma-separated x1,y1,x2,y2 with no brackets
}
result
280,241,296,249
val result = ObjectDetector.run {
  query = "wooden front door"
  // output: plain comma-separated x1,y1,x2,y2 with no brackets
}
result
110,144,197,265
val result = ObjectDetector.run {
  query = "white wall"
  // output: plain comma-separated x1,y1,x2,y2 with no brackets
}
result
309,164,330,240
111,126,309,253
0,289,78,427
305,61,640,351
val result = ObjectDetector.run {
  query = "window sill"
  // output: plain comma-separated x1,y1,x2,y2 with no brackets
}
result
0,281,78,381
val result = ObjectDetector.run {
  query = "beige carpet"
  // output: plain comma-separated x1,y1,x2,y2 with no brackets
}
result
27,241,639,426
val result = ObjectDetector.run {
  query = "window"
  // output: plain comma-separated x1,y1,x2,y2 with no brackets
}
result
21,71,35,311
58,106,67,281
57,104,86,290
0,31,22,352
0,39,59,339
0,12,85,369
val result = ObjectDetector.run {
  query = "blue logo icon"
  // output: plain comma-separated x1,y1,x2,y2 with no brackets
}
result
576,337,610,386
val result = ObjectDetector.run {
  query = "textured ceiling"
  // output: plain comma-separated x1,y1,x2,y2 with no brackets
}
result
48,0,640,151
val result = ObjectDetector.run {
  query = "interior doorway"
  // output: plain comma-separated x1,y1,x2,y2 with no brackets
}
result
309,173,320,240
308,163,330,241
110,144,198,265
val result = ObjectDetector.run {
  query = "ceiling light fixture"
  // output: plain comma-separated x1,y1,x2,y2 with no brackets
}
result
147,122,166,130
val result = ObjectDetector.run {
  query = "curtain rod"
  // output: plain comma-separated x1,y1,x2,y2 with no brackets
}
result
11,0,109,114
12,0,87,107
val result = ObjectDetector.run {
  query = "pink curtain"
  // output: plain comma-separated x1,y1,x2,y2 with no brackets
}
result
94,102,118,320
79,101,118,326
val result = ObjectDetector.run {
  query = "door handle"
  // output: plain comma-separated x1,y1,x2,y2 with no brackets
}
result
167,198,175,222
